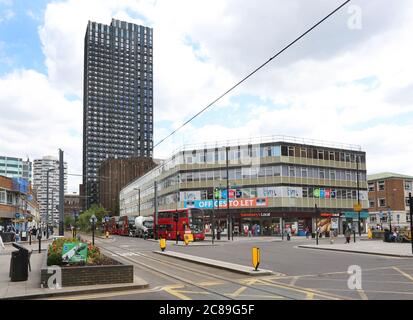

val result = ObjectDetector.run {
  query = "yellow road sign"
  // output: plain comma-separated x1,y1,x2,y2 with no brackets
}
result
252,247,260,271
354,203,362,212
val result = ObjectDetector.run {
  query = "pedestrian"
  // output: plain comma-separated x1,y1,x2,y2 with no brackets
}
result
345,226,351,244
14,230,20,243
0,233,5,250
305,226,310,239
286,226,291,241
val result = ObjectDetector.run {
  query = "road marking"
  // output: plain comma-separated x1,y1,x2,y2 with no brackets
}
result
232,294,285,299
357,290,368,300
197,281,225,286
289,276,299,286
46,286,164,300
228,286,247,297
263,279,348,300
305,292,314,300
392,267,413,283
163,285,192,300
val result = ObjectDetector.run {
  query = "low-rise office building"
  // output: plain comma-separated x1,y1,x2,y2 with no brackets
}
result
367,172,413,229
0,175,40,231
120,136,368,236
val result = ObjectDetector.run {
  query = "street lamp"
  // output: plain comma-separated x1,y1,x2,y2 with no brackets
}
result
90,214,97,246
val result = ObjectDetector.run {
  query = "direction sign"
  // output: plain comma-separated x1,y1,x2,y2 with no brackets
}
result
89,214,97,223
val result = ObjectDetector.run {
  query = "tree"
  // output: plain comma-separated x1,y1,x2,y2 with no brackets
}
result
78,204,109,232
64,215,74,230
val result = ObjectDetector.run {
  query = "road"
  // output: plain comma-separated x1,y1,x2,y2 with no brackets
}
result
45,235,413,300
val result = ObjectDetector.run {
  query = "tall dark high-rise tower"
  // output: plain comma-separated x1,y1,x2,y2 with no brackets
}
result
83,19,153,208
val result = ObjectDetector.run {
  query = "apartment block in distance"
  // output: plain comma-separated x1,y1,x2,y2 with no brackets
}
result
0,156,32,183
367,172,413,228
83,18,154,209
33,156,68,226
120,136,369,236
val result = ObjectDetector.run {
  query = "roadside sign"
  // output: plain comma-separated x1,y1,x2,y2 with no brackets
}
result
62,242,88,263
90,214,97,224
353,203,362,212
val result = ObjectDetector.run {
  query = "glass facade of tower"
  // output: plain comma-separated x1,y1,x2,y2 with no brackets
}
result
83,19,153,207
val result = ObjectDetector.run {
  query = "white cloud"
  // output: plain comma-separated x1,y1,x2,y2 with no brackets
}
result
0,8,14,23
0,69,82,192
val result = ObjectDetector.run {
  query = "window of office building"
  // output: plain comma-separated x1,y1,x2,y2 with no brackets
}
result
378,198,386,207
368,183,374,192
406,197,411,207
369,200,375,208
378,180,385,191
405,181,412,191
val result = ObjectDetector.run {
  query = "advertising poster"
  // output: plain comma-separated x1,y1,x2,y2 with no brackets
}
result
62,242,88,263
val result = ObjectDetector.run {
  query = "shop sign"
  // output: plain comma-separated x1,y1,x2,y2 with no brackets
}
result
240,212,271,218
185,198,268,209
313,188,336,199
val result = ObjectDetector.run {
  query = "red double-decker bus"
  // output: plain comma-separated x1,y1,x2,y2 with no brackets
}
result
117,215,137,236
154,208,205,241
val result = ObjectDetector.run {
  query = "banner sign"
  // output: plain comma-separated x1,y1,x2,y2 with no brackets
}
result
184,198,268,209
62,242,88,263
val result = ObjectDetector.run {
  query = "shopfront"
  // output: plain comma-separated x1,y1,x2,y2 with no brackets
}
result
341,211,369,234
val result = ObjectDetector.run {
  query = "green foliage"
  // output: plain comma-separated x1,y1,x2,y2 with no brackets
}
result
47,236,108,266
64,215,75,230
78,204,108,232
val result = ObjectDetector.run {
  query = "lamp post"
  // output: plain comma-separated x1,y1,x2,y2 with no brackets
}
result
226,146,231,241
356,155,361,236
409,192,413,254
315,204,319,245
90,214,97,246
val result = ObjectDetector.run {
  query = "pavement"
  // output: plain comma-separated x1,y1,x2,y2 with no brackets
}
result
154,250,273,275
298,239,413,257
0,239,148,300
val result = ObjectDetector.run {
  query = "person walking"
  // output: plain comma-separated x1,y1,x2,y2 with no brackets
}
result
0,233,5,250
345,226,352,244
305,226,310,239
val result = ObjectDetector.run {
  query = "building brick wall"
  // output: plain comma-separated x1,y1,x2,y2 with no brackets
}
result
99,157,156,216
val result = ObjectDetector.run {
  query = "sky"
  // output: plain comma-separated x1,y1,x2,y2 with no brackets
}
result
0,0,413,194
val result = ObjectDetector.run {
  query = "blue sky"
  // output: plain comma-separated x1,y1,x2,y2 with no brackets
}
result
1,0,413,193
0,0,49,74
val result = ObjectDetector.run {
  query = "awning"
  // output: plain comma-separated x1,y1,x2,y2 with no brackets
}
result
343,211,369,219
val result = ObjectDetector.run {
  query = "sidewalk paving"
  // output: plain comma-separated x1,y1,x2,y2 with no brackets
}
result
0,241,148,300
298,240,413,258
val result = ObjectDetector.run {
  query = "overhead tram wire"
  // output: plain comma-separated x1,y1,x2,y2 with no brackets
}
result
153,0,351,149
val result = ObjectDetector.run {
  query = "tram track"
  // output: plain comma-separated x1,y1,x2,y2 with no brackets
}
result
95,237,349,300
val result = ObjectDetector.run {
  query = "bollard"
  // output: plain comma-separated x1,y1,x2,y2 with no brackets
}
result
29,233,32,246
252,247,260,271
160,238,166,252
106,231,109,239
184,234,189,246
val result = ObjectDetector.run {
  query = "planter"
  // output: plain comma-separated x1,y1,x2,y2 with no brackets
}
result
40,247,133,287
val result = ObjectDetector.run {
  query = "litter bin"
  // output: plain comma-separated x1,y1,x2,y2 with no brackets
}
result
217,230,221,240
9,243,31,282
